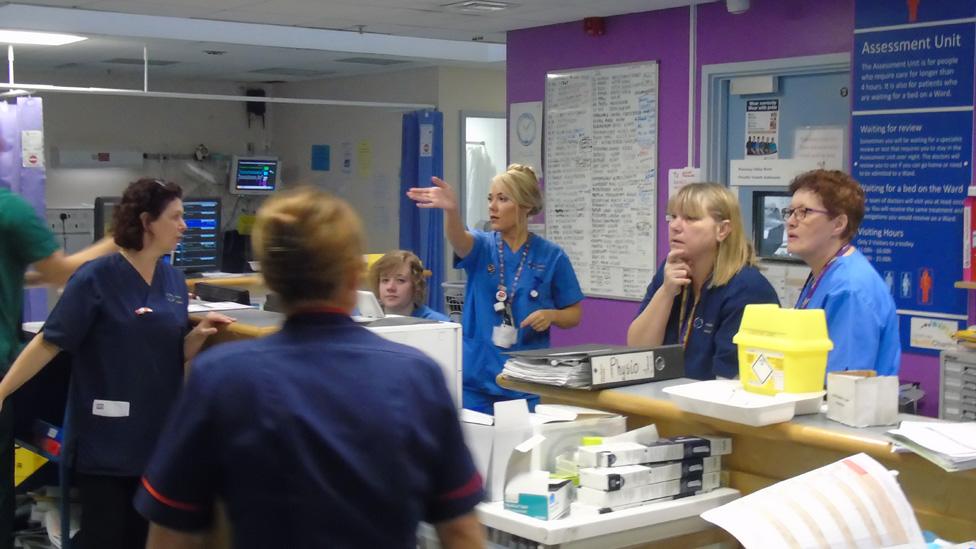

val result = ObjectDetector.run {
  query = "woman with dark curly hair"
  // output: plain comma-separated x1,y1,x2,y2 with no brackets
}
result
0,178,233,548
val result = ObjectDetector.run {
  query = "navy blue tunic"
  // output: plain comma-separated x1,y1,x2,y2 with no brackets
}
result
43,253,187,475
636,264,779,379
134,312,482,548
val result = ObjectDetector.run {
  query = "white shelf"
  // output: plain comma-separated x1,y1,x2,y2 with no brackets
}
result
477,487,739,548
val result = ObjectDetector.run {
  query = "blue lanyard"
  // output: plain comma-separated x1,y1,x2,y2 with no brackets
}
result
495,232,531,304
796,244,852,309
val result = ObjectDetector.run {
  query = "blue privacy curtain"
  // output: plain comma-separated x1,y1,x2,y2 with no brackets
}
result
399,109,446,314
0,97,47,321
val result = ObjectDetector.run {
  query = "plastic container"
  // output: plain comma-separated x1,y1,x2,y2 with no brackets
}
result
964,186,976,281
663,380,825,427
732,304,833,395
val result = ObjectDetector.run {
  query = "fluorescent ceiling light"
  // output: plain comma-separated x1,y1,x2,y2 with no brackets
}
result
0,29,87,46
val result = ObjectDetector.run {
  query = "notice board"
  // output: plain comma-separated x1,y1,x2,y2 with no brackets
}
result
544,61,658,300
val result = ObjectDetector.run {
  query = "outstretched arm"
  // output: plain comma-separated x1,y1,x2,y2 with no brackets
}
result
407,177,475,259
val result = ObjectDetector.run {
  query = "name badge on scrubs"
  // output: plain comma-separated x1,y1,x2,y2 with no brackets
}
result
492,324,517,349
92,399,130,418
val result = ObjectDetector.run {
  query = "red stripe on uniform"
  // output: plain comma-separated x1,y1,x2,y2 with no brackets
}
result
141,477,202,512
438,472,483,500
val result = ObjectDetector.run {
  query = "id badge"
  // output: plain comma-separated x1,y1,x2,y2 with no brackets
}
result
492,324,518,349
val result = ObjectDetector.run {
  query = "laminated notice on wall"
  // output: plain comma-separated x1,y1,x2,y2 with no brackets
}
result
702,453,924,548
22,130,45,168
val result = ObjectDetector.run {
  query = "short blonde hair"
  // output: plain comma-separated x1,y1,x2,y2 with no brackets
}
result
367,250,427,308
253,187,364,307
492,164,543,216
667,183,755,286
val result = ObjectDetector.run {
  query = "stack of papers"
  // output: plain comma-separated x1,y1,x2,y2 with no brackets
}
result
888,421,976,472
702,453,924,548
502,352,592,388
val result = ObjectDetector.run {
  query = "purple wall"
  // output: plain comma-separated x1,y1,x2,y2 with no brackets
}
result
508,0,942,416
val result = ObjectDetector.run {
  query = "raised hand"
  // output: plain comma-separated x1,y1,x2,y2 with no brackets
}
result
407,177,458,212
662,250,692,297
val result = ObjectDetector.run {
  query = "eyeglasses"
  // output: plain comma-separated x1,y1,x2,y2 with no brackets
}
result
781,206,830,221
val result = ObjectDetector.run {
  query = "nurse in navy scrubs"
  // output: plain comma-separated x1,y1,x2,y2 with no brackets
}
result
408,164,584,414
628,183,779,379
0,178,232,549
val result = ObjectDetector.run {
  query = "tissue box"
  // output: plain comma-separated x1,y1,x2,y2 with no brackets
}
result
827,371,899,427
503,474,573,520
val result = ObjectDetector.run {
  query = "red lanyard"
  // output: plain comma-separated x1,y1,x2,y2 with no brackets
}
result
495,233,531,304
796,244,852,309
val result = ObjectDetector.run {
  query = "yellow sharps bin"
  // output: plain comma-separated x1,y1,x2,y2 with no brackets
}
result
732,304,834,395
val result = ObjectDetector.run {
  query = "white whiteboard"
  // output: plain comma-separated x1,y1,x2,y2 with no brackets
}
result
544,61,658,300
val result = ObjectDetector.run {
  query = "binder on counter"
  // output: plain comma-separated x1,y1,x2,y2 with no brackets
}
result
502,344,684,389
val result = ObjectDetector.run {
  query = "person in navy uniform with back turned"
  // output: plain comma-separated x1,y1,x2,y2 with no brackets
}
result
135,188,484,549
0,178,232,549
628,183,780,379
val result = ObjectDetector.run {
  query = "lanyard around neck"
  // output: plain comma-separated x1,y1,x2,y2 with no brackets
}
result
495,232,531,304
796,244,852,309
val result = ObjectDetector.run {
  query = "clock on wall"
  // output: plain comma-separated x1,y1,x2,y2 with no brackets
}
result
516,112,537,147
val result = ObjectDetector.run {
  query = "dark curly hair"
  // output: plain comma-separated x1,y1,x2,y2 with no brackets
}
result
112,178,183,250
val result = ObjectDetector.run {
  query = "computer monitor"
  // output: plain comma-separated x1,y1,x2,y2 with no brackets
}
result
752,190,798,261
229,156,280,195
94,196,222,273
173,197,222,273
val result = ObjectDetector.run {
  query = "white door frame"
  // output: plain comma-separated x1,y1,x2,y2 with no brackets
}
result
699,53,851,183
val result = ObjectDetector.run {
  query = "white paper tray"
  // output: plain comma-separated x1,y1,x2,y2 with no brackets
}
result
477,488,739,547
664,380,825,427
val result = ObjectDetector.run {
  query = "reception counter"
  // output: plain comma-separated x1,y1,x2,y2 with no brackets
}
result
497,375,976,542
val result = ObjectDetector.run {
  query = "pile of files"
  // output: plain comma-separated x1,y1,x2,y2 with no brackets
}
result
572,436,731,513
888,420,976,472
501,344,683,389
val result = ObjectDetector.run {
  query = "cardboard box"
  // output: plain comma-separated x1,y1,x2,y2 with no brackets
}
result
826,371,899,428
503,434,573,520
577,442,649,468
579,456,722,491
460,401,533,502
577,472,721,508
643,436,732,463
460,401,624,502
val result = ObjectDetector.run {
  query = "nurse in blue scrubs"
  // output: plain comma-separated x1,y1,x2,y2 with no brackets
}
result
408,164,584,414
785,169,900,375
368,250,449,321
628,183,779,379
0,179,232,549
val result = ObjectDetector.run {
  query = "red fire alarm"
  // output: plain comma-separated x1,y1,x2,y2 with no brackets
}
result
583,17,605,36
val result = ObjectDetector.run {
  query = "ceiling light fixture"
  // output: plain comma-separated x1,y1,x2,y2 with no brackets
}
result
442,1,511,13
0,29,87,46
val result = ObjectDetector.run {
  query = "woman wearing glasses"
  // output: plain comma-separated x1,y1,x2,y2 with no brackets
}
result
785,169,899,375
0,178,233,549
628,183,779,380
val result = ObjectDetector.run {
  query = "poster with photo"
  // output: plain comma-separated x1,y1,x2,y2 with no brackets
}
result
746,99,779,159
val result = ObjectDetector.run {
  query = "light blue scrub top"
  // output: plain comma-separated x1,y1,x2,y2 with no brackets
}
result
413,304,449,322
797,248,901,376
455,231,584,399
